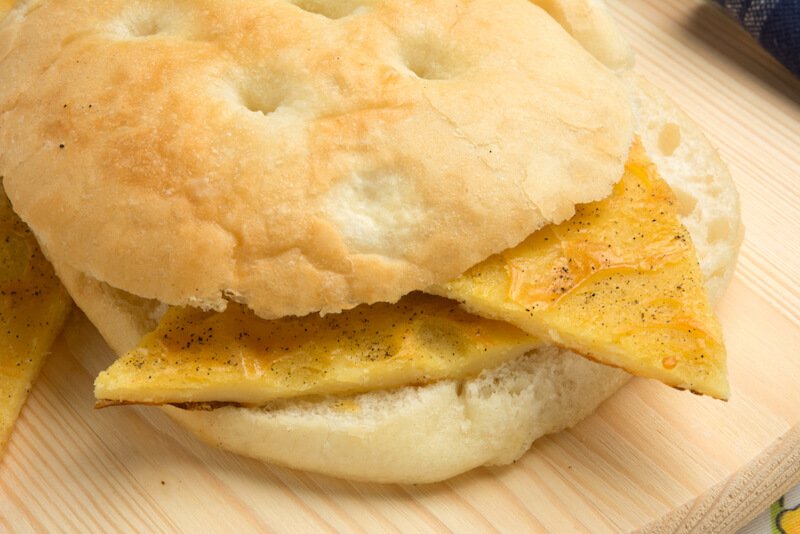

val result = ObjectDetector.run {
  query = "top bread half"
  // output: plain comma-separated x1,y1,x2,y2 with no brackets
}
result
0,0,634,319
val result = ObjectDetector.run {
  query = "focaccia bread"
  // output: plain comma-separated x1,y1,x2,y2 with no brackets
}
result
0,0,633,319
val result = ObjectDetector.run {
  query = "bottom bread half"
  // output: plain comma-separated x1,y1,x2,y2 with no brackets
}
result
164,348,629,483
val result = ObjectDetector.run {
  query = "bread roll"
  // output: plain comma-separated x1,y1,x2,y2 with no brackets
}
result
0,0,741,484
48,76,741,483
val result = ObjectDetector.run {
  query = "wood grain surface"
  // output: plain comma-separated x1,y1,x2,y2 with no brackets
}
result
2,1,799,532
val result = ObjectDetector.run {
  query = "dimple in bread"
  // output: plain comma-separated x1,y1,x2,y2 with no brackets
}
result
0,0,633,319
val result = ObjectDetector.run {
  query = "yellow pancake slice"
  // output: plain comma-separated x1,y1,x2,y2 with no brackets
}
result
0,183,71,452
96,140,727,405
95,293,538,405
0,0,13,16
437,140,728,398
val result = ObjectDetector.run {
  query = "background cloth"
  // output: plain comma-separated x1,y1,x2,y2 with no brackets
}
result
714,0,800,76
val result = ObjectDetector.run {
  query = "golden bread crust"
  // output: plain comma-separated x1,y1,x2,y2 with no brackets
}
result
0,0,633,317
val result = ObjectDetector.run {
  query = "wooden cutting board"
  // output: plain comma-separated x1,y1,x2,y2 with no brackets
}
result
2,1,799,532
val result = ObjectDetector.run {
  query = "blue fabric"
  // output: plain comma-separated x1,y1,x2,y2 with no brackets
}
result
715,0,800,76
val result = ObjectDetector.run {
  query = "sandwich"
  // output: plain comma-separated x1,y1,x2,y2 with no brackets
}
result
0,0,741,482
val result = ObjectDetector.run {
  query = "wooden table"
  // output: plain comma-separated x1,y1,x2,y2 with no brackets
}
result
2,1,799,532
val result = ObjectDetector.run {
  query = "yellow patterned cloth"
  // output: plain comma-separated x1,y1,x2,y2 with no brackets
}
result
739,485,800,534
